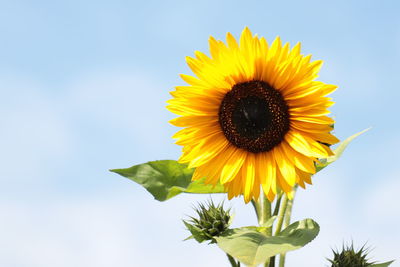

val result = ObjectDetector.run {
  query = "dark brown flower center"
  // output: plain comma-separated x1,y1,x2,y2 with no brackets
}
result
218,80,290,153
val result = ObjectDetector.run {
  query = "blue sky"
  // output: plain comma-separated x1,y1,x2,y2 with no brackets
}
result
1,0,399,266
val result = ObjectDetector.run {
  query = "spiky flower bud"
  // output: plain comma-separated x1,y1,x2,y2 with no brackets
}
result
184,200,231,243
328,243,373,267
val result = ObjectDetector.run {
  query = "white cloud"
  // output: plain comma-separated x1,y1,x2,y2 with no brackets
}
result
0,193,236,267
286,169,398,267
284,170,349,267
359,173,400,263
0,68,178,187
65,69,178,157
67,70,168,130
0,77,73,184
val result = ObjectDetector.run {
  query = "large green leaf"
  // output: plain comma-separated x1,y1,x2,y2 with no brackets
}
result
316,128,370,172
215,219,320,266
110,160,226,201
371,261,395,267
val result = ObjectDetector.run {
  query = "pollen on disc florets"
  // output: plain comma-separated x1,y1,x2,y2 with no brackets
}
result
218,80,290,153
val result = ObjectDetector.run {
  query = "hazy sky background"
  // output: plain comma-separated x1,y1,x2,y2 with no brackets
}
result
1,0,399,266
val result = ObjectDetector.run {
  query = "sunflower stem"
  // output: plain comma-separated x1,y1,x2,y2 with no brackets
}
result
267,195,283,267
251,199,260,222
279,188,297,267
259,194,272,232
272,194,282,217
269,195,288,267
256,194,272,267
274,194,288,236
279,255,286,267
283,197,294,228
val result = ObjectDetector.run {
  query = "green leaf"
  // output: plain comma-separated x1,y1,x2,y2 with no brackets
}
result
316,128,370,172
371,261,395,267
215,218,320,266
110,160,226,201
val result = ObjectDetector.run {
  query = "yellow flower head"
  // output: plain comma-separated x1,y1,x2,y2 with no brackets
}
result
167,28,339,203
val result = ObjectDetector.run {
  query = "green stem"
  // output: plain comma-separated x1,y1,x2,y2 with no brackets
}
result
259,194,272,230
271,195,288,267
270,194,282,266
279,255,285,267
274,195,288,236
272,194,282,217
226,253,238,267
261,195,272,267
251,199,260,222
283,189,296,229
278,187,297,267
253,194,272,267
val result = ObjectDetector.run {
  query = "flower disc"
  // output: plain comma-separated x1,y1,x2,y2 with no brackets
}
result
167,27,339,203
219,80,290,153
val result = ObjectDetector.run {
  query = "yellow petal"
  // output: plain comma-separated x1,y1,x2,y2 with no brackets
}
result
290,121,333,133
281,140,316,174
285,130,326,158
296,173,306,189
226,32,239,49
291,115,335,125
179,133,228,166
276,167,293,193
195,146,234,185
297,169,313,185
242,153,256,203
299,130,340,145
273,145,296,186
220,148,247,184
266,189,276,202
174,124,221,146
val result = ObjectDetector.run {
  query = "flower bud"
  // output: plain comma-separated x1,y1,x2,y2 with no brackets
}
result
328,243,372,267
184,200,231,243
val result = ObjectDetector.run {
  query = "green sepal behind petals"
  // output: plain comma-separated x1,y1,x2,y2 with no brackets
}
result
316,128,370,172
110,160,226,201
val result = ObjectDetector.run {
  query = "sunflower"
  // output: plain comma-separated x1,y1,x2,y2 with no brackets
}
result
167,27,339,203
